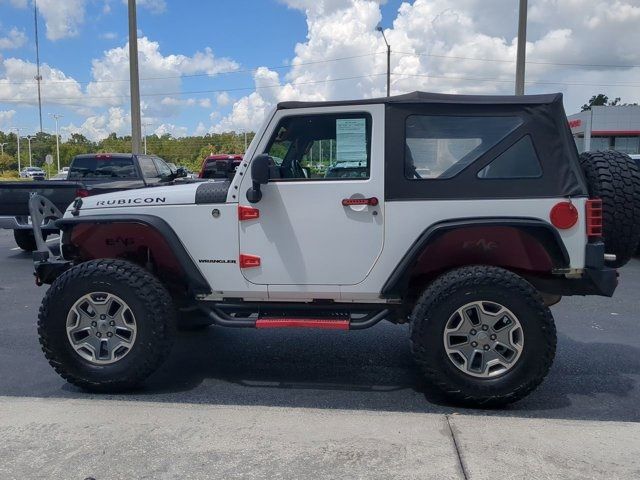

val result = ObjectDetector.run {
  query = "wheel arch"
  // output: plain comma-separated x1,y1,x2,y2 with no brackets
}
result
381,217,570,298
57,214,211,298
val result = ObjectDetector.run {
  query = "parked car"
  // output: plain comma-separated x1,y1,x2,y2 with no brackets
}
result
50,172,69,181
30,91,640,407
199,154,242,179
19,166,46,180
0,153,184,251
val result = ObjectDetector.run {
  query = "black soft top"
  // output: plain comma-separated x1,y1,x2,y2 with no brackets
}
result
278,91,587,200
277,91,563,110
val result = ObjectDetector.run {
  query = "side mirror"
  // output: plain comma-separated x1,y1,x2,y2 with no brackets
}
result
246,154,273,203
176,166,187,178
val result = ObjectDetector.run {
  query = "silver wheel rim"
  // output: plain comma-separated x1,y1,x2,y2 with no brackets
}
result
66,292,138,365
443,301,524,378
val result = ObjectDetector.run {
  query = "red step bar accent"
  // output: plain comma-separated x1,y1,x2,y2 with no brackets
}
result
255,318,350,330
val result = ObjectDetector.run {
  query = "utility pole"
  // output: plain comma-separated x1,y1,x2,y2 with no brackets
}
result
49,113,63,172
0,143,7,156
26,135,34,167
34,0,43,132
128,0,142,154
376,25,391,97
515,0,528,95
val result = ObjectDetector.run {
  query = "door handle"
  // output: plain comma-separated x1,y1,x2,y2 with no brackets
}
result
342,197,379,207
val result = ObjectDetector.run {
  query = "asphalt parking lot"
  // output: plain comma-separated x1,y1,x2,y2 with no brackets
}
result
1,228,640,478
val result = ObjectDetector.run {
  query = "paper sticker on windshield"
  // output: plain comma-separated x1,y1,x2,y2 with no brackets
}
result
336,118,367,162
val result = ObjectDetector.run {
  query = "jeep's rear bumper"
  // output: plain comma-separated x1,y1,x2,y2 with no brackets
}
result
532,242,618,297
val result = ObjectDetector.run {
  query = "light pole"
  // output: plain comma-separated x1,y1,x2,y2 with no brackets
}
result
376,25,391,97
0,142,7,156
128,0,142,154
142,122,152,154
26,135,34,167
49,113,63,171
12,128,21,173
515,0,528,95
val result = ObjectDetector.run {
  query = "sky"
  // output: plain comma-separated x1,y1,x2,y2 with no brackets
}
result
0,0,639,141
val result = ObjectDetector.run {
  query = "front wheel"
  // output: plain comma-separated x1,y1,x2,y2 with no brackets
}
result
410,266,556,407
38,259,176,392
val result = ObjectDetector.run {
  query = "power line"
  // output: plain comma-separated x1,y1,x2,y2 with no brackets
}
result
21,72,388,102
1,52,385,86
394,50,640,69
392,71,640,88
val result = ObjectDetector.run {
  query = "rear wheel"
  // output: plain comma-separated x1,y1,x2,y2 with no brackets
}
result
13,229,45,252
579,150,640,267
38,259,176,392
410,266,556,407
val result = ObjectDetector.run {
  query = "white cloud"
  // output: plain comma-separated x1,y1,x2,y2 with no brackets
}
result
0,27,27,50
0,109,16,128
0,57,85,107
154,123,188,137
86,37,239,117
215,0,640,132
61,107,129,141
198,98,212,108
215,91,232,107
37,0,85,40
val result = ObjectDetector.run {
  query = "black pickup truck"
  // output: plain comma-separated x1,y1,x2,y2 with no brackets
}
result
0,153,187,251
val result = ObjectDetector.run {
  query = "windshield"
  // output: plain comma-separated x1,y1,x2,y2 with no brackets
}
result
69,156,137,180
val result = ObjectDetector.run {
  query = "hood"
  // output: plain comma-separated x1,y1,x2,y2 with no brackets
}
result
73,182,204,211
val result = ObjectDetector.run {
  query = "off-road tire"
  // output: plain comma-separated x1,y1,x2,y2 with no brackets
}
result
13,229,45,252
410,266,556,407
38,259,176,392
579,150,640,267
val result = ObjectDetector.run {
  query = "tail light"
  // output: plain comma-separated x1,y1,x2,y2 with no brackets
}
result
586,198,603,238
75,188,90,198
550,201,578,230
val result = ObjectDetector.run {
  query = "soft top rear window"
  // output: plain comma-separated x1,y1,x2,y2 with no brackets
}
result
405,115,523,180
69,157,137,180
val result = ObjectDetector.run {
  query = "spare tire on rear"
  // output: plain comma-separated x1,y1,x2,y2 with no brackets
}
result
579,150,640,267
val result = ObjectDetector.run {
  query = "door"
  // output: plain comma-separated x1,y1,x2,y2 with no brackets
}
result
238,105,385,286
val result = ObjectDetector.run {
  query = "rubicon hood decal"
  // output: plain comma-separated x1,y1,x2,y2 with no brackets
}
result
95,197,167,206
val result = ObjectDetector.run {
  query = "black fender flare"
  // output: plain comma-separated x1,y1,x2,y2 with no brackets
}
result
381,217,570,297
56,214,211,296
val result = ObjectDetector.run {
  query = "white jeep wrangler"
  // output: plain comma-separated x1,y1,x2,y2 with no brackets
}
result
31,92,640,407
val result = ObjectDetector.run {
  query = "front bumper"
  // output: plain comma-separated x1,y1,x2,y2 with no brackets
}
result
33,253,71,286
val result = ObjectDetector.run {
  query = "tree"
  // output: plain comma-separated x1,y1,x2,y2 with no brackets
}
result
582,94,621,111
0,153,16,173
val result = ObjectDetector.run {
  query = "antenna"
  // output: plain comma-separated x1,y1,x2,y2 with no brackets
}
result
34,0,43,132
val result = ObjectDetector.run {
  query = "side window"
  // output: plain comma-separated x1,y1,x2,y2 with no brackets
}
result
265,113,371,180
478,136,542,179
405,116,523,179
153,157,173,178
138,157,159,179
